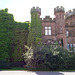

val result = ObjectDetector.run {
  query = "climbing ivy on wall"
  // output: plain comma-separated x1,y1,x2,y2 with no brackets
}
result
11,22,29,62
27,12,42,46
0,9,14,62
0,8,30,62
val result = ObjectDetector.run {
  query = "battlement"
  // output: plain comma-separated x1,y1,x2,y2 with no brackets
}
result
65,8,75,19
31,7,41,15
54,6,65,14
42,16,55,22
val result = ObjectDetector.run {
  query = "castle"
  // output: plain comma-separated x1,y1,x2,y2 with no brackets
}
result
31,6,75,49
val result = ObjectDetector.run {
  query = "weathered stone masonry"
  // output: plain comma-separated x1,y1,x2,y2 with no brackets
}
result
31,6,75,49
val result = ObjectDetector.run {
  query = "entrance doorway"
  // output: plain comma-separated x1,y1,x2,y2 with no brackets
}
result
61,39,63,46
58,39,63,47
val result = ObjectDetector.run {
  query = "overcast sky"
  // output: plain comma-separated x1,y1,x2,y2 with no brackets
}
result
0,0,75,22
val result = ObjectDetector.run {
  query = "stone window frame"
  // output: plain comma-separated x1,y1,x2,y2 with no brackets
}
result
45,27,51,35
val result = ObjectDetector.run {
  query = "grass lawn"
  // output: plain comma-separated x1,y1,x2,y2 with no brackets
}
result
0,67,75,72
0,67,28,71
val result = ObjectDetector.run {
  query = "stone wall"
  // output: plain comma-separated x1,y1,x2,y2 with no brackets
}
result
30,6,75,48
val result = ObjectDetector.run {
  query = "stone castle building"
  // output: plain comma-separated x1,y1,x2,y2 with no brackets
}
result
31,6,75,49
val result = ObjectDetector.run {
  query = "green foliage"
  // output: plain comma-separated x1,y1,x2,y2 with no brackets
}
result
0,8,30,63
35,38,42,44
27,13,42,46
23,44,75,70
0,9,14,62
11,22,29,62
5,8,8,12
0,8,75,71
69,47,75,53
0,60,11,69
0,8,8,13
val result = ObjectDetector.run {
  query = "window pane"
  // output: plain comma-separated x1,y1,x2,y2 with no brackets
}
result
66,31,69,37
45,27,47,29
67,44,69,50
73,44,75,47
73,44,75,51
45,30,48,35
48,27,51,29
45,27,51,35
70,44,72,48
49,30,51,35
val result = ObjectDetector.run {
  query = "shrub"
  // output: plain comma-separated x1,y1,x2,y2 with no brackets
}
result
23,44,75,70
0,60,11,69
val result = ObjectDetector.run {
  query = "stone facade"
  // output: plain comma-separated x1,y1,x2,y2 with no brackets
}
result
31,6,75,49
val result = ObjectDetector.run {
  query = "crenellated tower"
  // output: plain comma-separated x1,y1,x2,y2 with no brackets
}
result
54,6,67,48
65,9,75,19
31,7,41,16
27,7,42,46
28,6,75,49
54,6,65,34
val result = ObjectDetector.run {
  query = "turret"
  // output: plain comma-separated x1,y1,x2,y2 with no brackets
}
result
54,6,67,48
54,6,65,34
54,6,65,14
54,6,65,19
31,7,41,16
65,8,75,19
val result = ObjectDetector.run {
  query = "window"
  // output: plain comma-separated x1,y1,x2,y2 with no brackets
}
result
73,44,75,47
45,27,51,35
66,31,69,37
73,44,75,51
67,44,75,50
67,44,69,50
70,44,72,48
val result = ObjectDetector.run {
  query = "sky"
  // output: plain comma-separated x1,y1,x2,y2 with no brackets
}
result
0,0,75,22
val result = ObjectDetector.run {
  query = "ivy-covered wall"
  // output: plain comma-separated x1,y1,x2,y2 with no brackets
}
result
27,12,42,46
0,8,30,62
